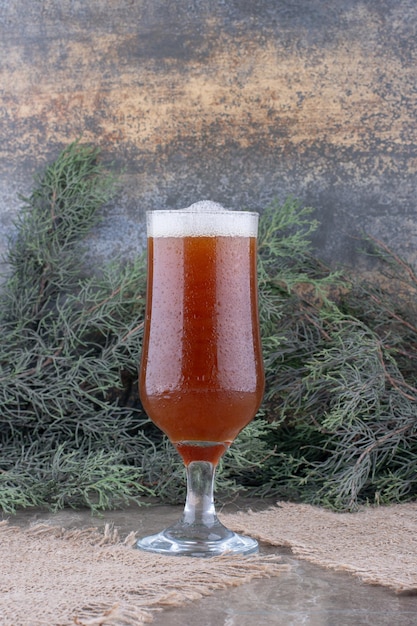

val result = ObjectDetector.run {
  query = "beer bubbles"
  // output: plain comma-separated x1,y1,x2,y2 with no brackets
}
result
147,202,258,238
184,200,228,213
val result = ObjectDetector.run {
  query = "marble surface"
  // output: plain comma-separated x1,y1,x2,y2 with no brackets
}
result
2,1,417,277
6,502,417,626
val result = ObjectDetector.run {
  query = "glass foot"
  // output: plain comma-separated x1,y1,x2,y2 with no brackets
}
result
136,525,258,557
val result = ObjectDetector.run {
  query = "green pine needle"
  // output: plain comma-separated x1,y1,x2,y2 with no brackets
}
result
1,144,416,514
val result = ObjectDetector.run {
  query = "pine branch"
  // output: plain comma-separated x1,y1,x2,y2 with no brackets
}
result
1,147,416,514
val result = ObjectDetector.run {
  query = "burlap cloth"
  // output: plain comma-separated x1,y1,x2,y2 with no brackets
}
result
224,501,417,593
1,501,416,625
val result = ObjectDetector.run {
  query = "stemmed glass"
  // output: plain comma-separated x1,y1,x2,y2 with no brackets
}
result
137,203,265,556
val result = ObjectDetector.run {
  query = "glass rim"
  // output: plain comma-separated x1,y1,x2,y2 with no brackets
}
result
146,209,259,217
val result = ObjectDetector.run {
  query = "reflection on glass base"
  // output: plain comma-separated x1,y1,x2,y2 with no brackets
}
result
136,526,259,557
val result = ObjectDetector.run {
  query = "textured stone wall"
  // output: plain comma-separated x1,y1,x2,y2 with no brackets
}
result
1,0,416,272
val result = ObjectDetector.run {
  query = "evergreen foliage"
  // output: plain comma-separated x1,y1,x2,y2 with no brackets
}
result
0,143,153,512
250,201,417,509
0,143,416,513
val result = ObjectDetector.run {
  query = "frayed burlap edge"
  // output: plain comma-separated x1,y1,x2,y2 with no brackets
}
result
0,520,289,626
223,501,417,594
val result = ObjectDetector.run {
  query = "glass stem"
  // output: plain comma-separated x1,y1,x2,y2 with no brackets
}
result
138,459,258,554
182,461,218,527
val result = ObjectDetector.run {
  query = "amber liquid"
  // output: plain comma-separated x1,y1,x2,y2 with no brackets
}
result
139,235,265,465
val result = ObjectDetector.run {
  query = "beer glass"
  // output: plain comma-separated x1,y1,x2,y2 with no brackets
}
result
137,203,265,556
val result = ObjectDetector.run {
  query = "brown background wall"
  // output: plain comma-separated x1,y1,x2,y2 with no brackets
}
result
1,0,416,272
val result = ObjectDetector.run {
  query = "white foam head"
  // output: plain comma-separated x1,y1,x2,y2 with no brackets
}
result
147,201,258,237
